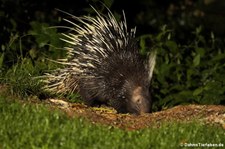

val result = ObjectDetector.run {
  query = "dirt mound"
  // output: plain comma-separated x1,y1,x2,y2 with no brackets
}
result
47,99,225,130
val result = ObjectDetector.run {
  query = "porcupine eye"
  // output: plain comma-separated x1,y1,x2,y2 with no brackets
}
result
136,98,141,105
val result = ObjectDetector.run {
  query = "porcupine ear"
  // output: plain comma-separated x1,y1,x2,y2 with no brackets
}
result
147,49,157,82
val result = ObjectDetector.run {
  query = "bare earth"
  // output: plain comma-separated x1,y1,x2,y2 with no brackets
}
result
46,99,225,130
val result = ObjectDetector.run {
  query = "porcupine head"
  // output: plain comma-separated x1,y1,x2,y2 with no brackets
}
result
43,6,157,114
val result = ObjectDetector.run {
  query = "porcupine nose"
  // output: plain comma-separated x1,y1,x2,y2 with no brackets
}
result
137,97,150,115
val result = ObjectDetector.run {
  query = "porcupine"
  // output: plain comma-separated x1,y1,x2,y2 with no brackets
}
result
43,6,157,114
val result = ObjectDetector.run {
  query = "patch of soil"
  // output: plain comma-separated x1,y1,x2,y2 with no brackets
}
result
46,99,225,130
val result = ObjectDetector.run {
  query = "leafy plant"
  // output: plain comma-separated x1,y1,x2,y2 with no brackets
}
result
140,26,225,111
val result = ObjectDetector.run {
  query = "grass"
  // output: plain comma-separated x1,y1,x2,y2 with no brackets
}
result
0,95,224,149
0,58,60,98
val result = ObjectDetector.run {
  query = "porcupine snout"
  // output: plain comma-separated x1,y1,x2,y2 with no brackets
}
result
129,86,151,114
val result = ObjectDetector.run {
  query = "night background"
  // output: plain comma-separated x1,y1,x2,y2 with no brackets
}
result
1,0,225,110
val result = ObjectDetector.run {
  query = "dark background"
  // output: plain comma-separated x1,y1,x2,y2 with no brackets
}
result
1,0,225,41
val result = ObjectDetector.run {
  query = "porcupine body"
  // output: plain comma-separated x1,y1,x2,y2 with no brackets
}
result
43,7,157,114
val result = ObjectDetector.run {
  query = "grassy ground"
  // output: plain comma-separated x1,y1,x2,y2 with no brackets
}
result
0,95,224,149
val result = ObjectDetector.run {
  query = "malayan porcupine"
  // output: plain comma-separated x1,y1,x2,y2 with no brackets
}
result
42,6,157,114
